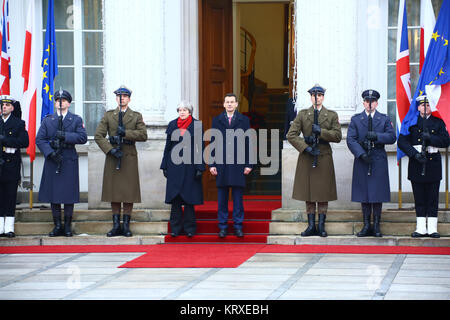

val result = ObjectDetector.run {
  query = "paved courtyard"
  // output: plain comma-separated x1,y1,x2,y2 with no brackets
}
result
0,251,449,301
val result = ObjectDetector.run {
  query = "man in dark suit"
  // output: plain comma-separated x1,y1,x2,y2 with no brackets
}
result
0,95,29,237
398,95,450,238
347,90,396,237
209,93,254,238
36,90,87,237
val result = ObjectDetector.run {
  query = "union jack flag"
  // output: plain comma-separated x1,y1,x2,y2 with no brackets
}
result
0,0,10,95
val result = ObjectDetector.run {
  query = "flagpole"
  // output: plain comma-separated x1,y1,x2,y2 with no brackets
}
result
398,158,402,209
446,148,448,209
29,158,33,209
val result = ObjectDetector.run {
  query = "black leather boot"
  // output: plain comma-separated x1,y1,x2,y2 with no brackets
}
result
373,212,382,237
64,216,73,237
317,213,328,237
122,214,132,237
301,214,317,236
107,214,122,237
357,211,372,237
49,214,64,237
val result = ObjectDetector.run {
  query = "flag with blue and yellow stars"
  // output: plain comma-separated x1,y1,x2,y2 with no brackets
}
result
398,0,450,159
41,0,57,120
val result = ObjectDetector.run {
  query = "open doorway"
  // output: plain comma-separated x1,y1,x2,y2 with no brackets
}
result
234,1,294,196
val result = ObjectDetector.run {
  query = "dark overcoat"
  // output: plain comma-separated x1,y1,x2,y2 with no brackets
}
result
210,111,254,188
160,118,205,205
94,107,147,203
398,115,450,183
36,112,87,203
0,115,29,182
287,106,342,202
347,110,396,202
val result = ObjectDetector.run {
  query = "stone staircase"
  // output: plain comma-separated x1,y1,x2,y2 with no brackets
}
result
2,205,450,247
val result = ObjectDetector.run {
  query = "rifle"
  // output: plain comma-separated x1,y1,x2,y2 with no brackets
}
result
312,90,319,168
421,97,428,176
0,100,4,176
367,97,373,176
54,89,64,174
116,94,124,170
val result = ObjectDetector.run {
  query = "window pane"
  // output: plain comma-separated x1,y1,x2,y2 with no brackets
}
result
84,103,106,136
387,101,397,132
388,29,396,63
409,28,420,63
83,32,103,65
84,68,104,101
388,0,420,27
410,64,420,94
83,0,103,30
388,65,396,100
388,0,399,27
54,67,75,100
43,0,74,30
55,32,74,65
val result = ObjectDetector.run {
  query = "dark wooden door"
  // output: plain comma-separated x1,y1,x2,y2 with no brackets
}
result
199,0,233,201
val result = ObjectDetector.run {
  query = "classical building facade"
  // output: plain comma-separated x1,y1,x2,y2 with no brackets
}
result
8,0,446,209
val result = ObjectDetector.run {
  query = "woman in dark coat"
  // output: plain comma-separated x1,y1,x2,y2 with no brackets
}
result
160,101,205,237
36,90,87,237
347,90,396,237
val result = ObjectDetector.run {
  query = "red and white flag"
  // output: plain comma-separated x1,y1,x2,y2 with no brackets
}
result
396,0,411,137
22,0,38,162
419,0,436,73
0,0,10,95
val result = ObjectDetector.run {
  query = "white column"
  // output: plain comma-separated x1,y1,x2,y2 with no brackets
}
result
295,0,359,123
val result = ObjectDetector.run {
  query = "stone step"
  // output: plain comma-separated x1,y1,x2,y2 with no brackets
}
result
271,209,450,223
269,221,450,237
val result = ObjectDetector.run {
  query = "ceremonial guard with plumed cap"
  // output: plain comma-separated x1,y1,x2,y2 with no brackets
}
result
36,90,87,237
94,86,147,237
347,90,396,237
398,95,450,238
0,96,29,237
287,84,342,237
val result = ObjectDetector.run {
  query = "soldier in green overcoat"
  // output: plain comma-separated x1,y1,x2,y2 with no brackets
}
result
94,86,147,237
287,84,342,237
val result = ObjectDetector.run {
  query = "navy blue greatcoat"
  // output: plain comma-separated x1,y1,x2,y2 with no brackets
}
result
210,111,254,187
347,110,396,202
36,112,87,204
160,118,205,205
397,115,450,183
0,115,29,182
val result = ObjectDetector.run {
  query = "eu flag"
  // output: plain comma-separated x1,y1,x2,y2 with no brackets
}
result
41,0,58,120
398,0,450,160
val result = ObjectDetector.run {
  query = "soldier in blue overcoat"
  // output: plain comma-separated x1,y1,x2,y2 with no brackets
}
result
347,90,396,237
397,95,450,238
209,93,254,238
0,96,29,237
160,101,205,237
36,90,87,237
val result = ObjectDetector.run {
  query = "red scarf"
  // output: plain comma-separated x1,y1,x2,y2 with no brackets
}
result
177,115,192,136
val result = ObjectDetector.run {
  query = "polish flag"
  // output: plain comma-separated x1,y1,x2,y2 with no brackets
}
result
419,0,436,73
22,0,38,162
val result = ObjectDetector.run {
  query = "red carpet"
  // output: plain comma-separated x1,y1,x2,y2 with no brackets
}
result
164,200,281,244
1,244,449,268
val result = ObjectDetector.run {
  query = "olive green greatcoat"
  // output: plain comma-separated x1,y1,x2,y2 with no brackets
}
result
287,106,342,202
94,107,148,203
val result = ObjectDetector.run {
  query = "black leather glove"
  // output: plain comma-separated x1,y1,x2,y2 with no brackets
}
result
361,139,371,151
109,148,123,159
312,124,321,135
305,146,320,157
365,131,377,142
195,170,203,180
163,169,167,178
360,153,373,164
414,152,427,164
109,135,121,145
49,151,62,163
50,139,60,150
304,135,315,145
55,130,65,141
117,126,126,137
